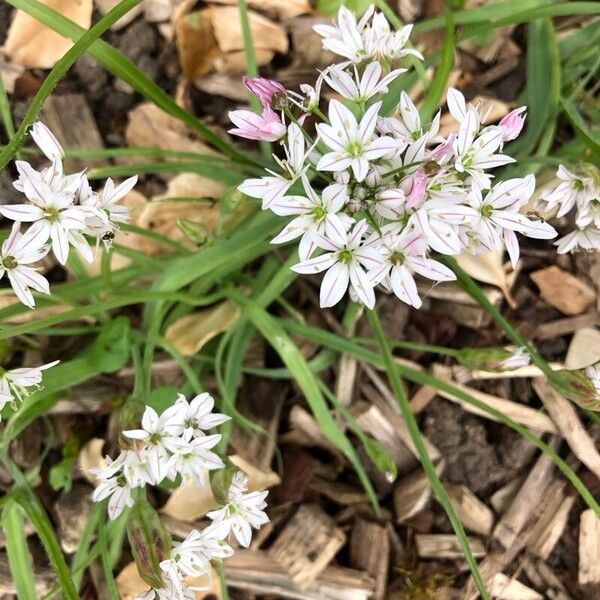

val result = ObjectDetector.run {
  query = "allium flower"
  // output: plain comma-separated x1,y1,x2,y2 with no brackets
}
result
0,360,59,415
239,123,310,208
291,220,383,309
270,178,353,260
0,222,50,308
500,346,531,369
1,178,91,264
80,176,137,246
316,100,396,182
31,121,64,162
369,225,455,308
169,432,225,487
465,176,557,267
123,405,187,485
171,392,230,438
540,165,595,217
207,471,269,548
228,106,286,142
555,225,600,254
243,76,286,108
498,107,526,142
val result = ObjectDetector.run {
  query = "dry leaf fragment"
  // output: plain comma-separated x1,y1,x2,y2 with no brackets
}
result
207,0,311,19
77,438,106,485
175,8,221,80
125,102,219,157
5,0,93,69
565,327,600,369
531,266,596,315
164,300,241,356
94,0,143,30
455,251,516,307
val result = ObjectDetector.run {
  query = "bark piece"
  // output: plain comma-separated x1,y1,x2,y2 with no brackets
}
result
493,441,558,549
393,463,444,523
579,509,600,587
41,94,104,172
445,483,495,536
533,311,600,341
533,377,600,480
225,549,375,600
530,494,574,560
414,534,486,559
348,520,389,600
490,573,542,600
530,266,595,315
268,504,346,590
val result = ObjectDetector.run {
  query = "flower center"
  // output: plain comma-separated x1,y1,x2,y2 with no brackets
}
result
312,206,327,221
2,256,17,269
573,179,585,191
390,251,405,266
45,207,61,222
149,433,163,445
346,141,363,157
338,249,354,264
481,204,494,218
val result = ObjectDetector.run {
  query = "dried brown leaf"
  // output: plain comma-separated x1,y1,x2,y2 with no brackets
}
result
5,0,93,68
77,437,106,485
164,300,241,356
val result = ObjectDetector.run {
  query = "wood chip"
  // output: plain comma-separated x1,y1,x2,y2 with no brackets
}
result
95,0,143,30
41,94,104,172
565,327,600,369
533,312,600,341
493,440,558,549
431,365,558,434
489,477,525,516
225,549,375,600
530,266,596,315
268,504,346,590
530,494,574,560
579,509,600,587
207,0,311,19
490,573,542,600
445,483,495,537
533,377,600,480
414,534,486,559
5,0,93,68
393,463,444,523
349,520,389,600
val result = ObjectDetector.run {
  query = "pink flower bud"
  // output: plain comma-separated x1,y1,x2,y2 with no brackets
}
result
428,133,455,161
405,169,428,209
499,107,526,141
228,106,286,142
243,76,286,108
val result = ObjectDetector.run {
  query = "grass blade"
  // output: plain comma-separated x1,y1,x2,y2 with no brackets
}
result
0,0,143,170
366,309,489,600
2,500,37,599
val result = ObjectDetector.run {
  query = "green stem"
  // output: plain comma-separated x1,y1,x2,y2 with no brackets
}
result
367,309,490,599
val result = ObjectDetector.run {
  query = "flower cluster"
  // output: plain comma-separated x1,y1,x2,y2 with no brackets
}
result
91,393,269,600
0,360,59,418
0,122,136,308
231,5,561,310
537,164,600,253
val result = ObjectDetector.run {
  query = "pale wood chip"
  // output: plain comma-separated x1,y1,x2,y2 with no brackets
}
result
490,573,542,600
349,520,389,600
414,534,486,559
531,266,596,315
579,509,600,587
445,483,495,537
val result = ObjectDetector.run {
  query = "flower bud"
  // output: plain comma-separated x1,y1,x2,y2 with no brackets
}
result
499,107,526,142
177,218,213,247
127,497,172,589
549,368,600,410
455,346,529,372
210,457,236,505
243,76,287,109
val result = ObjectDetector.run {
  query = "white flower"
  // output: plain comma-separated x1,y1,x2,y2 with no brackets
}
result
1,178,91,264
31,121,64,162
453,107,515,188
81,176,136,245
316,100,396,182
369,226,455,308
136,572,195,600
171,392,230,438
500,347,531,369
323,62,405,103
207,471,269,548
169,433,225,487
0,222,50,308
270,178,353,260
363,15,422,62
123,405,186,485
540,165,595,218
0,360,59,415
291,219,383,308
465,176,557,266
554,225,600,254
396,91,440,144
238,123,310,208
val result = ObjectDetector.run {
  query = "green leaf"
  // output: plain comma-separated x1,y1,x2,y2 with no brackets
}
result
48,437,79,492
147,386,179,415
2,500,37,599
316,0,373,15
90,316,131,373
561,97,600,156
